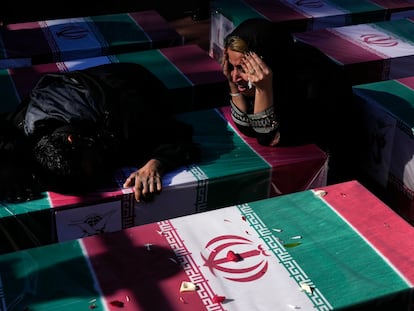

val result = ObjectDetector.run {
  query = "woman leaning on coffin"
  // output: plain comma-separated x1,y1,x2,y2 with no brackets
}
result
222,18,361,183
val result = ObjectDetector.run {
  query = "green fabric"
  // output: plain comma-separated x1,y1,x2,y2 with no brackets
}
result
90,13,149,47
178,109,271,211
0,195,51,217
0,241,103,310
328,0,386,25
212,0,265,27
354,80,414,134
212,0,386,27
372,18,414,45
327,0,384,12
115,50,190,89
243,191,409,309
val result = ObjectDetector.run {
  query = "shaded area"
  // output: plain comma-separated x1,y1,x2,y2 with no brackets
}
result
1,0,211,24
0,231,186,310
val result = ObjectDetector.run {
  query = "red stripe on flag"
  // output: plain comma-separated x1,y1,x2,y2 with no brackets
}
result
9,63,61,99
1,21,51,58
318,180,414,285
397,75,414,89
128,10,183,45
219,106,328,196
294,28,384,65
244,0,306,22
160,45,227,85
83,222,209,310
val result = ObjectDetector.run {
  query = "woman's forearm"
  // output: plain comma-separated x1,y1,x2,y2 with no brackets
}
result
228,82,249,112
253,86,274,114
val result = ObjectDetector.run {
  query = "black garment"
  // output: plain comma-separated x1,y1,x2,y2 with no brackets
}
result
288,42,360,183
225,18,359,183
0,62,200,201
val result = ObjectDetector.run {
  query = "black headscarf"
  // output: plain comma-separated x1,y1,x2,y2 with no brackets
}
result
225,18,295,74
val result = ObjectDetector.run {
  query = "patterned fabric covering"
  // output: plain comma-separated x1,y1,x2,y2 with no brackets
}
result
353,76,414,223
0,44,227,114
294,18,414,85
0,10,183,69
0,106,328,250
0,181,413,310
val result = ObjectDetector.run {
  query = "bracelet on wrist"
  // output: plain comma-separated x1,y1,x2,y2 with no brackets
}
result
229,92,241,97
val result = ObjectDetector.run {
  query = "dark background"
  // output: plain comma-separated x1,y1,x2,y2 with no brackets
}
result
1,0,210,24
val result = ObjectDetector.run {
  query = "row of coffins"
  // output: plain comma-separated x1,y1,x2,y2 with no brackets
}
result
1,44,228,113
1,4,414,311
293,17,414,85
2,0,414,245
290,15,414,222
0,180,413,310
0,103,328,251
209,0,414,62
0,10,183,69
0,30,328,252
211,0,414,224
353,77,414,224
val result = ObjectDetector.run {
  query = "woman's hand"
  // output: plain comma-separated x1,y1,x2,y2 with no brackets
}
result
123,159,163,202
221,50,233,82
242,52,273,91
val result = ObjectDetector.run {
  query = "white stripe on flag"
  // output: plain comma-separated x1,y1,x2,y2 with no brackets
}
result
281,0,348,18
333,23,414,58
44,18,107,55
170,206,319,310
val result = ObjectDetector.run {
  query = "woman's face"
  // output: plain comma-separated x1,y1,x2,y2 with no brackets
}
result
226,49,251,94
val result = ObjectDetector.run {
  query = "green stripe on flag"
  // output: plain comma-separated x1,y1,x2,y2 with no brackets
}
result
90,13,149,47
212,0,266,27
177,109,271,210
372,18,414,46
327,0,386,25
354,80,414,131
0,69,21,113
0,195,51,217
246,191,409,309
0,240,103,310
328,0,384,12
212,0,385,27
114,49,190,90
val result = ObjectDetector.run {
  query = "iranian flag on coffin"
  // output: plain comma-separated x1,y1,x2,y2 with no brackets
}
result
293,18,414,85
369,0,414,20
146,182,414,310
53,106,327,242
244,0,386,30
1,44,227,114
52,107,272,241
218,106,328,196
0,52,326,245
1,181,413,310
0,10,183,69
209,0,385,62
353,76,414,223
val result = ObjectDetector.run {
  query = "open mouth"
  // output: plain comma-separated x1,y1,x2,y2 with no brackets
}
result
236,82,248,92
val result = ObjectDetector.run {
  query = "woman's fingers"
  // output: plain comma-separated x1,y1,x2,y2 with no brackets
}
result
244,52,268,75
123,171,162,202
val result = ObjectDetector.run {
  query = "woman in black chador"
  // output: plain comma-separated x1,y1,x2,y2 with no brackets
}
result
222,18,361,183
